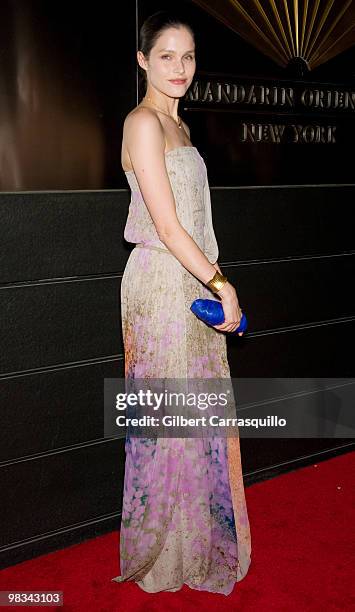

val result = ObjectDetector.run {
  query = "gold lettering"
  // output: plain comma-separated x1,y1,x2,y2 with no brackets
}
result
241,123,286,142
291,125,336,143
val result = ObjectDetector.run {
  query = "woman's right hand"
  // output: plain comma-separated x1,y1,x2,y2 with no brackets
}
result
212,282,244,336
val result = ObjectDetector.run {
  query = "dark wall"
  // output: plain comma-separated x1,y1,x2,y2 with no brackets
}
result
1,0,354,190
0,0,354,568
0,0,136,190
1,184,354,567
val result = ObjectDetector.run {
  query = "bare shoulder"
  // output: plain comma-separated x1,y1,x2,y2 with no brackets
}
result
122,106,165,170
125,104,155,123
124,105,162,136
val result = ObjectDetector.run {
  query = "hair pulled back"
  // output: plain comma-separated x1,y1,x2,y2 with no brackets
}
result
138,10,195,96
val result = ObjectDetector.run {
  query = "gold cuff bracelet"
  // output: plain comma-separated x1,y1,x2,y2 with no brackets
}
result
206,271,228,293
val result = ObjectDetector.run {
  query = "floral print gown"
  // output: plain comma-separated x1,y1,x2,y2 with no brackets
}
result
111,146,251,595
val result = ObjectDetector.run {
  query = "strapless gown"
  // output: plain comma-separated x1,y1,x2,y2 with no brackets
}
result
111,146,251,595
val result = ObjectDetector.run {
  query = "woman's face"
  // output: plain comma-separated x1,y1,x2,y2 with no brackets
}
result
139,26,196,98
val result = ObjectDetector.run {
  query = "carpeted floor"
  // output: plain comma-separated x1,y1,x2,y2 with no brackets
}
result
0,451,354,611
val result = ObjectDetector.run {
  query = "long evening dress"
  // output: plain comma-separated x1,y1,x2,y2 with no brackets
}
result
111,145,251,595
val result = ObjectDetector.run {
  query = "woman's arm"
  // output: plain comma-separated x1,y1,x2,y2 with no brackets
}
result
178,120,223,278
124,109,242,333
124,109,221,286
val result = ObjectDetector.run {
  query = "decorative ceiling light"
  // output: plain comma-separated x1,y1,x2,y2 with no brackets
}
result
192,0,355,76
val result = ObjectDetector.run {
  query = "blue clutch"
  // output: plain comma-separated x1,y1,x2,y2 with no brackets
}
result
190,299,248,335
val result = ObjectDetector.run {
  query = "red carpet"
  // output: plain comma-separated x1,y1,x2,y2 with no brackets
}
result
1,452,354,611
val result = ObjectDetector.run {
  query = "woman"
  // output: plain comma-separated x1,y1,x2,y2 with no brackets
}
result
111,10,251,595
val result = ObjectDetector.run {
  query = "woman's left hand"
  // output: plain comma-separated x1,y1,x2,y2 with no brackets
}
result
211,260,244,336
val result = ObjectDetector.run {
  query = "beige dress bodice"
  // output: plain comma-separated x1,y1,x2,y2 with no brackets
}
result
123,145,219,264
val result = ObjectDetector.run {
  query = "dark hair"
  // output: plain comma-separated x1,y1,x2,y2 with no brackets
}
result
138,10,195,96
